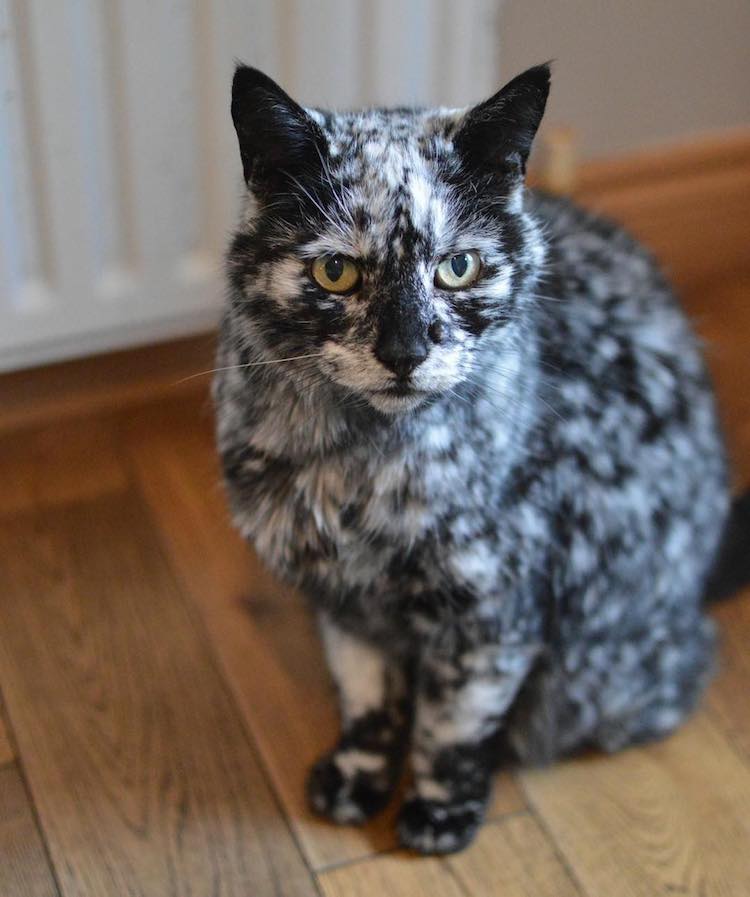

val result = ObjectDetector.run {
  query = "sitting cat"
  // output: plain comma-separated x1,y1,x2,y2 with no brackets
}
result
214,63,748,854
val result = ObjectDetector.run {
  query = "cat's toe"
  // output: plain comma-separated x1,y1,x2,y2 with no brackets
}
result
306,751,395,824
397,796,484,854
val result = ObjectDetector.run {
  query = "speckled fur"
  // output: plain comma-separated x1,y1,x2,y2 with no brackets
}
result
214,65,729,853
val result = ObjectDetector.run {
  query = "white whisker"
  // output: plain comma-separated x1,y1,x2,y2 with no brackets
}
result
174,352,326,385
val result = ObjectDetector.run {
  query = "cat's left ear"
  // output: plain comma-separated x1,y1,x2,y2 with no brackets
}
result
455,63,551,177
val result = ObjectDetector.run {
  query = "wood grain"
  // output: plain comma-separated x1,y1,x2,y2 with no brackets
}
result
521,711,750,896
445,812,581,897
0,765,59,897
318,812,582,897
0,491,317,897
318,853,466,897
0,708,13,766
0,416,128,518
123,398,526,870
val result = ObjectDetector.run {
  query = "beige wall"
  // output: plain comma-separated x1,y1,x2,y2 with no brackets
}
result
500,0,750,159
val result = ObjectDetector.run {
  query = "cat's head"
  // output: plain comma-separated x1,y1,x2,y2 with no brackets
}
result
227,64,550,415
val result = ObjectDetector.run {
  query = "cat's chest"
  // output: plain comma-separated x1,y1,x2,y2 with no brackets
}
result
249,426,474,583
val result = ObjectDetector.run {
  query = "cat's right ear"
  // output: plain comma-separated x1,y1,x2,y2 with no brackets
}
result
454,63,551,178
231,65,326,186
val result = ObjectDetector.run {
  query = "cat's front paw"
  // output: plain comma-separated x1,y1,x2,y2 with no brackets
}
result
397,795,485,854
307,749,397,824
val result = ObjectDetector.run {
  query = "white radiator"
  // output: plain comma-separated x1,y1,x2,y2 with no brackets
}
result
0,0,500,371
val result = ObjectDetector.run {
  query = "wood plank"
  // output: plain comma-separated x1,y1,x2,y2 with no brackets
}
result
0,491,317,897
0,416,128,517
486,771,526,819
0,765,59,897
122,398,526,870
521,711,750,897
0,708,13,766
445,812,581,897
318,853,466,897
318,812,581,897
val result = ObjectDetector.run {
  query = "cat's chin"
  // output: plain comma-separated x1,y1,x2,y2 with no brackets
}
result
365,388,431,415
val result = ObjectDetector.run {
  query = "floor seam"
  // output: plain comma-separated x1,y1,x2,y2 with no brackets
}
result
517,774,592,897
0,685,65,897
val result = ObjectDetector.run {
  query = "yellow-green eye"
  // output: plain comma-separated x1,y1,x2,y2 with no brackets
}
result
311,254,361,294
435,251,481,290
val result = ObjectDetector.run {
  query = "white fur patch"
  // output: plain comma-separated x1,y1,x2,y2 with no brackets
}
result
415,778,451,802
335,749,387,778
320,616,386,722
416,648,535,746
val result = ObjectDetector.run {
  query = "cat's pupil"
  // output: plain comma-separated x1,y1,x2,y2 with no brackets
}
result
451,254,469,277
325,256,344,282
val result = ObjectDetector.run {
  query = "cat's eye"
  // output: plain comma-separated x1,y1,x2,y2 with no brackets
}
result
435,251,481,290
310,254,361,294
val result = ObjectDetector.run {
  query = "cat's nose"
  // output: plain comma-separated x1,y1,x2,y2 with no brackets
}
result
375,331,428,379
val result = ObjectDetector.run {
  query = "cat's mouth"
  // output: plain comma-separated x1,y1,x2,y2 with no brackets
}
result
374,382,426,397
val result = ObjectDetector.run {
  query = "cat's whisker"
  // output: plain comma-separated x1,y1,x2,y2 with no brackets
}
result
175,352,326,385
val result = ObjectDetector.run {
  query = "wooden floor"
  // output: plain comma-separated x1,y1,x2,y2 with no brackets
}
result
0,274,749,897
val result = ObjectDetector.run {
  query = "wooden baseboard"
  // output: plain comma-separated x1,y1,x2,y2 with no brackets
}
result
0,332,216,435
567,128,750,292
2,128,748,433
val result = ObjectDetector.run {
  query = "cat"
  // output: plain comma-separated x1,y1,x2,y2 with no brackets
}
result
213,63,748,854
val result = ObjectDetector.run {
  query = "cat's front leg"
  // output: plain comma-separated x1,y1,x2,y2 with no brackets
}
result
397,641,535,854
308,614,410,824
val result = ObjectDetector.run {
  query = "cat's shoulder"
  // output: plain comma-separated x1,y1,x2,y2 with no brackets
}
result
526,189,661,279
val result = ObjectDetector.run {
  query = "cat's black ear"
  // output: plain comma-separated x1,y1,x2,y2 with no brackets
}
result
455,63,551,176
231,64,326,185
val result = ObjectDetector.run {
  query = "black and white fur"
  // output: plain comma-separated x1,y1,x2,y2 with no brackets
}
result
214,64,736,853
